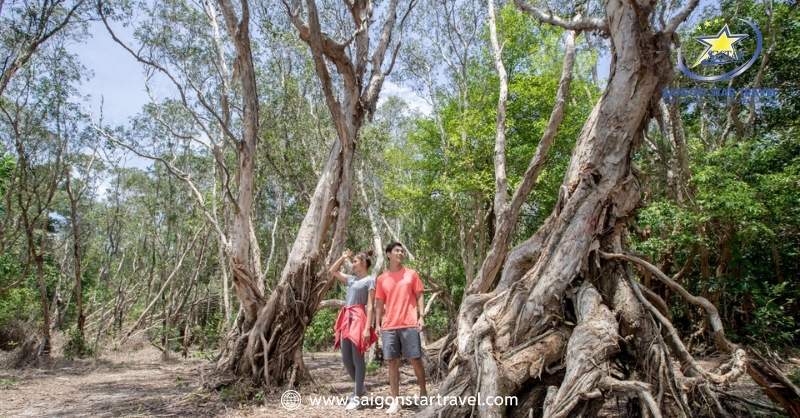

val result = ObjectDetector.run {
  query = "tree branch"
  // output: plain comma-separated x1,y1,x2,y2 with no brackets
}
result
97,2,239,146
513,0,607,32
620,264,747,386
0,0,86,96
317,299,345,310
120,227,204,344
599,377,663,418
488,0,509,225
664,0,700,34
92,125,230,247
469,29,577,294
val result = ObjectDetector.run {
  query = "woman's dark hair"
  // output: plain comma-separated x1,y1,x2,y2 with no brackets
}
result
385,241,404,254
354,250,374,269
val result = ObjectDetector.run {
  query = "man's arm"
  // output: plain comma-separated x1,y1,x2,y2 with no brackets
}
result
413,272,425,329
416,291,425,329
375,299,384,333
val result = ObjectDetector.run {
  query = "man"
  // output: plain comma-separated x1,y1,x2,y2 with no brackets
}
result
375,241,427,415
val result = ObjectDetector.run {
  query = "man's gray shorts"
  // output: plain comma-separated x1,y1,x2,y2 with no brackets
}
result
381,327,422,360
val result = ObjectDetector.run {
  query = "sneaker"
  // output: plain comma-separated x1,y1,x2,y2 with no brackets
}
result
345,397,360,410
386,398,401,414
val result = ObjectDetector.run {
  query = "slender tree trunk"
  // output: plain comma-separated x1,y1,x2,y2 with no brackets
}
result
12,132,64,364
214,0,264,331
469,25,577,295
65,170,86,345
357,164,385,271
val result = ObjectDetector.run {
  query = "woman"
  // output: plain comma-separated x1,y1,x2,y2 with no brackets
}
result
329,249,378,410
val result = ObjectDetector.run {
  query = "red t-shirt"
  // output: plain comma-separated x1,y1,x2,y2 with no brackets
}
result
375,267,424,330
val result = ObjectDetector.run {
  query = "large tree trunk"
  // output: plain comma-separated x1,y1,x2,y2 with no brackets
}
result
427,0,800,413
215,0,264,330
215,0,414,386
217,121,358,385
419,0,720,416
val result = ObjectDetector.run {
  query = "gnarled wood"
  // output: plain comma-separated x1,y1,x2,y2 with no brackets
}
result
417,0,751,416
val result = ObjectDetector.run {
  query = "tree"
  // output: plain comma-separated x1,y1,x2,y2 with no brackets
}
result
0,0,87,97
0,41,82,362
418,0,779,415
62,136,100,355
216,0,418,386
96,0,266,333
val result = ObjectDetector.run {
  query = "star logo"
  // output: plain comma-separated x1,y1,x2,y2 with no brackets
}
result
692,24,749,68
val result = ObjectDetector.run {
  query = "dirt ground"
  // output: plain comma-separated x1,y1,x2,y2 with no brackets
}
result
0,344,796,417
0,345,438,417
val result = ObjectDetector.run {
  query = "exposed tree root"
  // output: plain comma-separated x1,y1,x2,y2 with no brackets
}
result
542,283,619,418
599,377,663,418
602,251,799,416
600,252,736,354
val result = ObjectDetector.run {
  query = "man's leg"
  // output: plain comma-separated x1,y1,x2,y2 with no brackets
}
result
400,328,427,396
409,358,427,396
382,329,402,397
387,358,401,397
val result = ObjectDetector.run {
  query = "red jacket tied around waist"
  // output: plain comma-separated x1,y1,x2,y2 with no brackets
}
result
334,304,377,354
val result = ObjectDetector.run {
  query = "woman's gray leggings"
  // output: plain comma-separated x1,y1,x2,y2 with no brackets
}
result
341,339,366,396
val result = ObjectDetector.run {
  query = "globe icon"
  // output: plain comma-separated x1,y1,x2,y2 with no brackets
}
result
281,389,302,410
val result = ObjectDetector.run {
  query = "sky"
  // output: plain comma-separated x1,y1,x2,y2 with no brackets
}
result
73,21,432,127
76,21,149,126
72,18,432,180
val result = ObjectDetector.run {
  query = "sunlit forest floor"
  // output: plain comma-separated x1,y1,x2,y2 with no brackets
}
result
0,337,439,417
1,338,796,417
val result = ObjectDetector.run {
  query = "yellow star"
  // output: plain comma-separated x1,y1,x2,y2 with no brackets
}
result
692,24,749,68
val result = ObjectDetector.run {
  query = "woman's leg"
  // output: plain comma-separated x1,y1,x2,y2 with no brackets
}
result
341,339,356,381
351,342,366,396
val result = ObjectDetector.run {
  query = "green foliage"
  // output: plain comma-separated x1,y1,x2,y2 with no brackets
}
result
635,101,800,347
0,377,19,389
63,327,94,359
424,302,450,342
193,310,224,349
790,368,800,388
0,152,14,216
366,360,380,374
635,0,799,346
0,254,37,331
634,201,701,258
746,282,798,346
0,287,37,329
303,308,336,351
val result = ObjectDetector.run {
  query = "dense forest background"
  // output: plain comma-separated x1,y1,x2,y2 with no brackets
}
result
1,0,798,413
